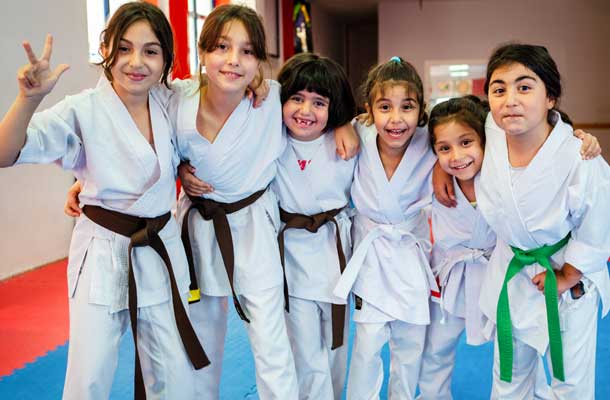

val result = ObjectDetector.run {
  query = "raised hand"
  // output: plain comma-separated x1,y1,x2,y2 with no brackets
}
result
17,34,70,100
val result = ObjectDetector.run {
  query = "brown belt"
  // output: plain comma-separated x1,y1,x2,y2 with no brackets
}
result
181,189,266,323
278,206,348,350
82,205,209,400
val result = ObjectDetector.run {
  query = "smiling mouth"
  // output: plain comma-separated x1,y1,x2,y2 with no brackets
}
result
220,71,243,79
126,73,147,81
294,117,315,128
386,128,406,138
451,160,474,170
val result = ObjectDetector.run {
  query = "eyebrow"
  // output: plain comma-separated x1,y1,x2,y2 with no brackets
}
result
218,35,252,46
490,75,538,86
375,97,417,103
119,38,161,47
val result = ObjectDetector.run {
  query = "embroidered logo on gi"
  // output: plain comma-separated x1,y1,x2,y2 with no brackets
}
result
297,159,311,171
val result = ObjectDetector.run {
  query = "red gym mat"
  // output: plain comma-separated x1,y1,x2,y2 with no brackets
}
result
0,259,69,377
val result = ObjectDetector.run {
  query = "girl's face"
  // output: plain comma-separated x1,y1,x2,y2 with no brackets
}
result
201,20,260,96
107,20,165,100
433,120,484,182
369,84,420,155
282,90,329,141
487,62,555,140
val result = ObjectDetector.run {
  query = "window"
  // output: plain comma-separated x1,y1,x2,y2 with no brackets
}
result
425,60,487,107
86,0,133,63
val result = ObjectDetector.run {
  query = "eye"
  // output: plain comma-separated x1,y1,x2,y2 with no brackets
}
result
402,103,415,111
518,85,531,92
118,45,130,53
314,100,327,108
145,49,159,56
378,103,390,112
243,48,254,56
461,139,473,146
436,145,450,153
289,95,303,103
216,43,228,51
491,87,505,95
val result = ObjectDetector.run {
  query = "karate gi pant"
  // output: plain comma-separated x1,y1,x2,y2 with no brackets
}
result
189,295,228,399
190,285,299,400
419,302,552,400
491,288,600,400
63,261,195,400
346,313,427,399
284,296,349,400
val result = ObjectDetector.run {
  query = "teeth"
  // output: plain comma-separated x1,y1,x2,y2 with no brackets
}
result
295,118,314,127
386,129,405,136
453,161,473,170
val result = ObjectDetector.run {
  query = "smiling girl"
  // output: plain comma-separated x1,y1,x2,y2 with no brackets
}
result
0,3,207,399
477,44,610,399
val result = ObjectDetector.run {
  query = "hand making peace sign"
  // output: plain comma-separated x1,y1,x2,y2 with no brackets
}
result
17,34,70,100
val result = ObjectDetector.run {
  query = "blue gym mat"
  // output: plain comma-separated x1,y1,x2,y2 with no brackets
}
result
1,288,609,399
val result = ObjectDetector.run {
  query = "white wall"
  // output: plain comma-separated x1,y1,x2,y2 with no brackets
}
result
0,1,99,280
378,0,610,133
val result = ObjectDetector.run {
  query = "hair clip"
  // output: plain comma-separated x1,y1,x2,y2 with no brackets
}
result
390,56,401,63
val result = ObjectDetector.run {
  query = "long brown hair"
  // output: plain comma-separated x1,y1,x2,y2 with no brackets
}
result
98,2,174,87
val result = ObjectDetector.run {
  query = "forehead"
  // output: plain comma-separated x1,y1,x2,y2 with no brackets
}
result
490,62,540,82
295,89,329,99
121,20,159,43
219,19,250,41
374,81,417,101
434,120,478,141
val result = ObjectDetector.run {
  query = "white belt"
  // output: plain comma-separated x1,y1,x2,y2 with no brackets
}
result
434,245,491,323
333,211,436,299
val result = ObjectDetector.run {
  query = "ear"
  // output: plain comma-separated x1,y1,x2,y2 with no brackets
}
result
365,102,371,114
547,97,556,110
100,43,110,59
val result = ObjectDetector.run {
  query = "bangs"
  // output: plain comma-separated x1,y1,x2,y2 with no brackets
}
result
283,63,332,100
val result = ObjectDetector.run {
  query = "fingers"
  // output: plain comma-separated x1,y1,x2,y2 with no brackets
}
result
41,34,53,61
336,146,347,161
445,181,456,202
532,272,546,292
53,63,70,80
22,41,39,65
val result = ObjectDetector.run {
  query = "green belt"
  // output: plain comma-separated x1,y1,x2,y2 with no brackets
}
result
496,233,570,383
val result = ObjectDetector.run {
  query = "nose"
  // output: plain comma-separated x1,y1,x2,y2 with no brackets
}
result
451,147,462,161
227,48,240,66
129,51,143,67
301,100,313,114
389,108,403,124
505,87,518,107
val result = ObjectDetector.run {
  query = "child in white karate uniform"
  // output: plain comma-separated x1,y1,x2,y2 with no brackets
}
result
333,57,438,400
479,43,610,400
419,96,555,400
433,44,609,400
272,53,357,400
0,3,207,399
171,5,359,399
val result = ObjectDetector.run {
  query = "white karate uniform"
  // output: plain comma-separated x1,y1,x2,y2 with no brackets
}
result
15,77,195,400
418,179,494,400
168,78,298,399
418,181,552,400
477,112,610,399
272,131,356,400
334,122,437,400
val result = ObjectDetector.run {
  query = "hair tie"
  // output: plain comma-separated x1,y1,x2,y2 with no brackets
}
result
390,56,401,63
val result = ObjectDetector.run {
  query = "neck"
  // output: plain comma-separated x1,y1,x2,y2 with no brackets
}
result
377,136,409,180
113,85,149,114
202,82,244,117
456,176,476,203
506,120,552,167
